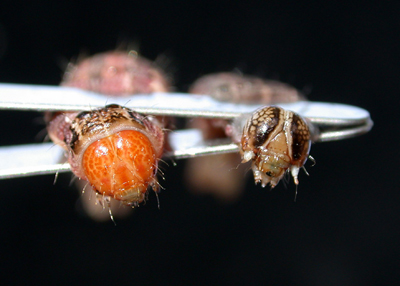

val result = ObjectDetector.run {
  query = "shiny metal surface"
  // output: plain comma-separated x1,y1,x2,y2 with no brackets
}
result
0,83,373,179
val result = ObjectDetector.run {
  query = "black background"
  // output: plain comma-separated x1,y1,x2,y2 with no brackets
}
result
0,1,399,285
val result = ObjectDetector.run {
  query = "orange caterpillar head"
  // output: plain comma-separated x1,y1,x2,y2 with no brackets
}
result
65,104,164,205
82,130,158,204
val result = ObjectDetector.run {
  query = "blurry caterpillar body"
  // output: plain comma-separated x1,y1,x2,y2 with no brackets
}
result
190,72,303,104
61,50,170,95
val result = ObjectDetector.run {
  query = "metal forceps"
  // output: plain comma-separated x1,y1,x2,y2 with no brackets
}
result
0,83,373,179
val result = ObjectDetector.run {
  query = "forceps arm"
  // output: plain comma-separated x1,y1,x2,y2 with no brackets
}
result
0,83,373,179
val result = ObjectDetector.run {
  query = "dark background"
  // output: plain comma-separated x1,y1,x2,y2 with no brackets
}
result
0,1,399,285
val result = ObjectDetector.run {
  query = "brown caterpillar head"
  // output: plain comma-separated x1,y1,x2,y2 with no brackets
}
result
240,106,311,188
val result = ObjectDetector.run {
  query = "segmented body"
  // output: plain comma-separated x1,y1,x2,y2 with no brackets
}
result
241,106,311,188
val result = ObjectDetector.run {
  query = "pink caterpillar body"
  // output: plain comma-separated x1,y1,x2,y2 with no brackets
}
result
62,50,170,96
190,72,303,104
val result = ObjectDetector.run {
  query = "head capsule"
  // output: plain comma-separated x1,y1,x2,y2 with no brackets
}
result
240,106,312,188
